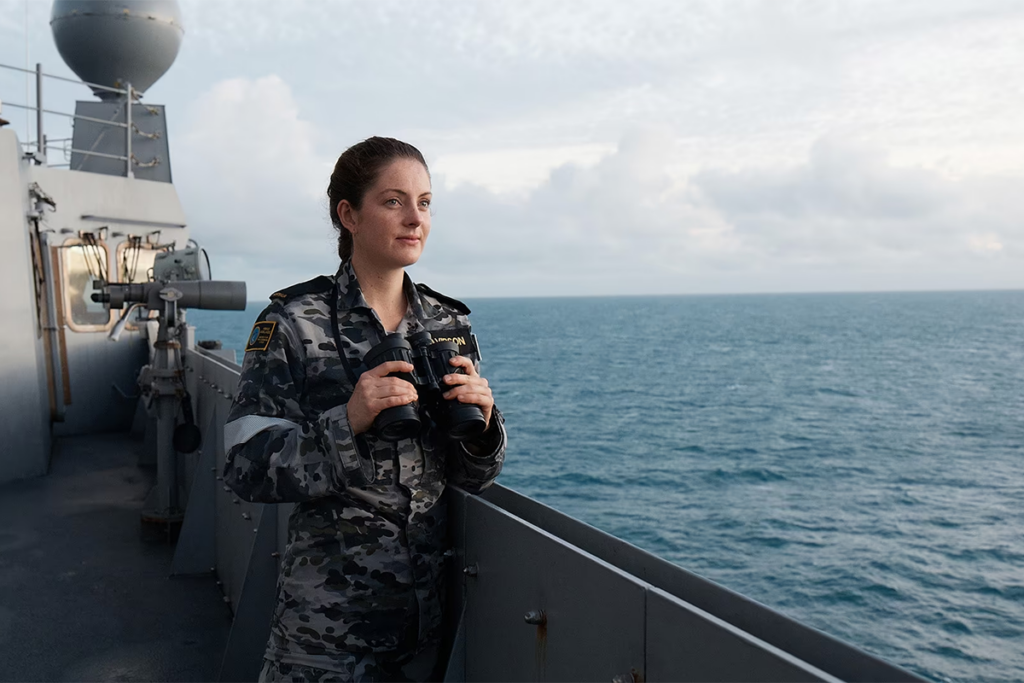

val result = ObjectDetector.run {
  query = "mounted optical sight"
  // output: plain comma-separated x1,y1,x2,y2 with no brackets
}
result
88,268,245,528
93,279,247,311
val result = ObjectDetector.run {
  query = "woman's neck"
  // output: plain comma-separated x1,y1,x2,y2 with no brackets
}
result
350,255,407,325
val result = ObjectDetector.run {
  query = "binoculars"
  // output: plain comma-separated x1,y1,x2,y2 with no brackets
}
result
364,331,487,442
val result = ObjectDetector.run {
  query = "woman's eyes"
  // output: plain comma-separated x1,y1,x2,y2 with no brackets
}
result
384,197,431,208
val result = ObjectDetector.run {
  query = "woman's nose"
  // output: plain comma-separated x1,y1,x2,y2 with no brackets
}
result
404,205,422,225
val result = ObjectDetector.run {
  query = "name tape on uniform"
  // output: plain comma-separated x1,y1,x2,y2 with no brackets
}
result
428,327,479,359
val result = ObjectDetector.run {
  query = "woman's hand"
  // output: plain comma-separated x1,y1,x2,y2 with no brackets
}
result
347,361,418,435
442,356,494,430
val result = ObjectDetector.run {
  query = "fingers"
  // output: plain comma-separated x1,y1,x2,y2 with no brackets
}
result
442,382,492,405
448,355,478,377
376,394,417,409
369,376,417,395
347,380,416,435
441,384,495,428
365,360,415,378
446,391,493,407
442,363,490,407
442,373,488,389
362,377,417,400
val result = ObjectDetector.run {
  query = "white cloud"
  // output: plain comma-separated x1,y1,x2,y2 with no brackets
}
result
431,143,614,196
173,75,339,295
170,73,1023,300
417,133,1023,297
5,0,1023,297
692,136,1024,269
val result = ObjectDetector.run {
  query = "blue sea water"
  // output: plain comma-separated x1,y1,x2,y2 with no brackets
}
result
188,290,1024,683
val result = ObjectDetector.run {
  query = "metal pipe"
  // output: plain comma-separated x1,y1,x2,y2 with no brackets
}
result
156,392,178,512
1,102,129,128
108,303,144,342
51,147,128,162
39,233,67,421
0,61,129,94
35,63,44,161
125,83,133,178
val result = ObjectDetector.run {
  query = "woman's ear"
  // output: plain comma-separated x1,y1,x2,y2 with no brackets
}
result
337,200,358,234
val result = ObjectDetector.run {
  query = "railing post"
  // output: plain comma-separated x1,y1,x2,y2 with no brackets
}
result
125,82,134,178
35,63,44,161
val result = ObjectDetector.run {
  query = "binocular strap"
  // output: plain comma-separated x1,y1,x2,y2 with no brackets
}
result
330,281,362,390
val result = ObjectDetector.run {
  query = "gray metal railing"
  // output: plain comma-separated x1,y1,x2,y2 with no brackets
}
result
171,344,925,682
0,62,136,177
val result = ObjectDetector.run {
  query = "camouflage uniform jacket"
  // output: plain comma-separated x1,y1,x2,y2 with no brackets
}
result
223,260,506,664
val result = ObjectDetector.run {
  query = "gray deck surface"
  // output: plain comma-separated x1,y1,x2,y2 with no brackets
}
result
0,433,231,682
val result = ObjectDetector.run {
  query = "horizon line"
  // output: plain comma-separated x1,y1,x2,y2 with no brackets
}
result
235,285,1024,305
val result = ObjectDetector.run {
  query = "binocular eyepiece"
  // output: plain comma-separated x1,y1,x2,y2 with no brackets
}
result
364,331,487,442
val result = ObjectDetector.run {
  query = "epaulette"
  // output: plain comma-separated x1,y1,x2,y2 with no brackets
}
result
269,275,334,302
415,283,471,315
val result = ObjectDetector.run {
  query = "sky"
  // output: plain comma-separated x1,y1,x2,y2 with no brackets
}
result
1,0,1022,299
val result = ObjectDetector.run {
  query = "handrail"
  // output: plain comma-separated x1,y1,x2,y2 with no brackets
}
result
1,61,135,177
1,101,129,128
0,61,128,95
50,146,128,162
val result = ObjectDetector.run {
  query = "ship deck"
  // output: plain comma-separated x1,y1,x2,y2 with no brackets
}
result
0,432,231,682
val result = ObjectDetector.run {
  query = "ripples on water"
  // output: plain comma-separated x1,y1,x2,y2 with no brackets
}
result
191,290,1024,683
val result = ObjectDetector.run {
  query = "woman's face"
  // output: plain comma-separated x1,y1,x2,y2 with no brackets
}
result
341,158,432,270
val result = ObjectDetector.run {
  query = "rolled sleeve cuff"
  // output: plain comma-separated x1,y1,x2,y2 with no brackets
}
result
320,403,373,486
460,409,507,461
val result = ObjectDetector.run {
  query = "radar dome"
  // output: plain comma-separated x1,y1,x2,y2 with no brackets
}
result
51,0,184,100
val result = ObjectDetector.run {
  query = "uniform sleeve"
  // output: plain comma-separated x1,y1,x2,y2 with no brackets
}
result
444,313,506,493
446,407,506,493
222,305,366,503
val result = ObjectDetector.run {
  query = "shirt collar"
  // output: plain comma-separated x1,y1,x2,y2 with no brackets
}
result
334,260,371,311
334,260,439,320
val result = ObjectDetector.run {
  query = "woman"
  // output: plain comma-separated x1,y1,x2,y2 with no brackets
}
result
224,137,506,681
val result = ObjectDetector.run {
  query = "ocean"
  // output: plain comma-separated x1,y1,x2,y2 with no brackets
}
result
187,289,1024,683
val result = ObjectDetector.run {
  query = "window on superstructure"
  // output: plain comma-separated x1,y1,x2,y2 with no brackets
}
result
63,243,112,329
116,238,161,284
115,238,162,330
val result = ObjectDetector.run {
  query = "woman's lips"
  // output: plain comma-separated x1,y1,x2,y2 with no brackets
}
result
397,237,420,245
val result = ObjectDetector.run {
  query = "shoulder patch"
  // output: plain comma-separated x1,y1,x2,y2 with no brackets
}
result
416,283,471,315
269,275,334,302
245,321,277,352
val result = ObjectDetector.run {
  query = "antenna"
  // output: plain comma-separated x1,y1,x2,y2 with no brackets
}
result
24,0,29,142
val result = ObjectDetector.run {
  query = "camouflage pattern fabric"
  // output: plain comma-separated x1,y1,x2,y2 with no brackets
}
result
224,260,506,664
258,644,439,682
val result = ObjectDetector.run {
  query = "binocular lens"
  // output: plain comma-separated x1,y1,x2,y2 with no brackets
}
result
444,404,488,441
375,404,421,441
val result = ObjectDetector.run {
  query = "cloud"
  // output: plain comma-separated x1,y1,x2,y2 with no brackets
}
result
692,137,1023,269
172,75,339,293
417,133,1023,297
52,0,1017,300
171,75,1023,300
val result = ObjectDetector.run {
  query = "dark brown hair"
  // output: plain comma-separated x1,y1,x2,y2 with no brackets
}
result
327,136,429,261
